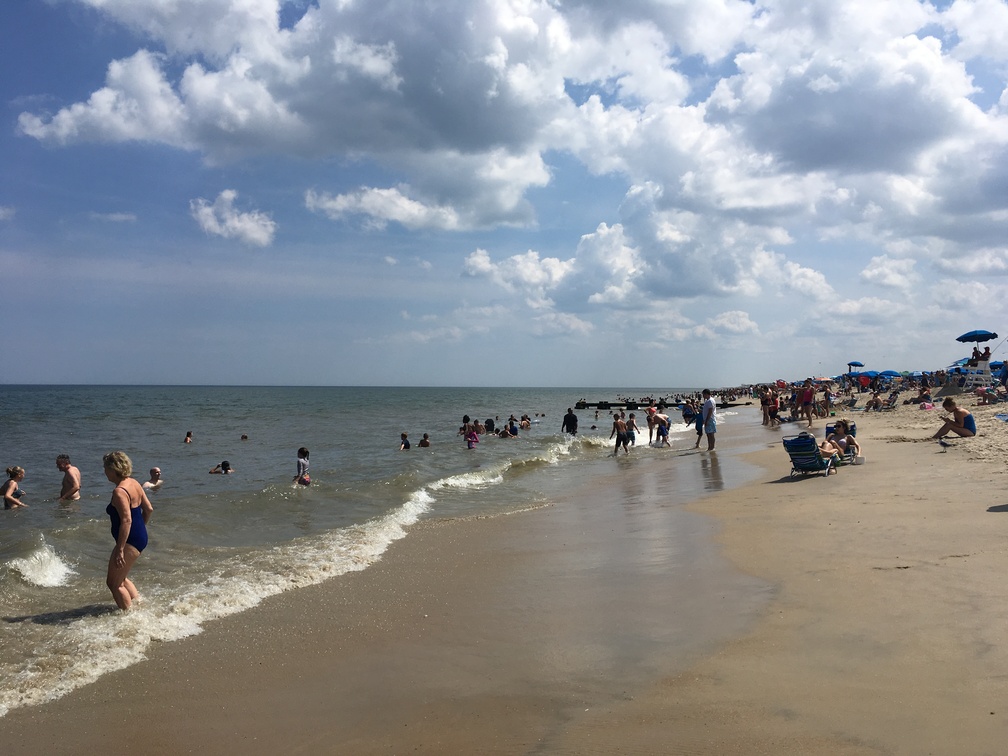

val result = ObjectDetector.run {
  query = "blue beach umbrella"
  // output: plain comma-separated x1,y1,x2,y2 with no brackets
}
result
846,360,864,370
956,329,998,345
879,370,901,377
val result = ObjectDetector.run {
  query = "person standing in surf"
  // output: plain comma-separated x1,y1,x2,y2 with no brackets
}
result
294,447,310,485
103,451,153,611
3,466,28,509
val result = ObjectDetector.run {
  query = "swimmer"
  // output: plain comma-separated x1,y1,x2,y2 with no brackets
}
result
56,454,81,502
142,467,163,491
209,461,234,474
3,466,27,509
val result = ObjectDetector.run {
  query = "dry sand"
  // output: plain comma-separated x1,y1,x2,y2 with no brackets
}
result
2,394,1007,754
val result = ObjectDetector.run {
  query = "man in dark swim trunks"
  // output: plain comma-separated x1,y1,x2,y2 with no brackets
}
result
562,408,578,435
611,413,630,455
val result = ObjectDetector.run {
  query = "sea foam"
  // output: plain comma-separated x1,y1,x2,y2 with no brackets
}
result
8,541,76,588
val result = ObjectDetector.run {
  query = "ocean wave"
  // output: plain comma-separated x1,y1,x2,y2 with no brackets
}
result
0,492,432,718
7,538,77,588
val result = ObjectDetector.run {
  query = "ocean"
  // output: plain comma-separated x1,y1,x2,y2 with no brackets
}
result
0,385,765,716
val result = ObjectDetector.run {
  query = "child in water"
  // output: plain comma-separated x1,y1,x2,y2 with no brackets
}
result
294,447,310,485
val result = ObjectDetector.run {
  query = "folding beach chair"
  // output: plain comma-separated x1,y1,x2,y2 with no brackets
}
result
782,433,838,478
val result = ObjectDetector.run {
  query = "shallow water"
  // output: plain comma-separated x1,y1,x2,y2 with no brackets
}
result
0,385,761,716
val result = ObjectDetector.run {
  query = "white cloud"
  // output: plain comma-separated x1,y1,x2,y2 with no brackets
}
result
332,36,403,91
708,310,759,335
860,255,917,290
190,189,277,246
19,50,189,147
305,187,460,231
0,206,15,221
11,0,1008,383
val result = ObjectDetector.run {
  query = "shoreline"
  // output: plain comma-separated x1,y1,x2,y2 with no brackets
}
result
2,399,1007,752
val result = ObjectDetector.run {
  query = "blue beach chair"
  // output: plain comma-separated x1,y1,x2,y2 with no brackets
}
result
783,433,838,478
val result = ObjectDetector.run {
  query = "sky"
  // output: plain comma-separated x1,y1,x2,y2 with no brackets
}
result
2,0,1007,388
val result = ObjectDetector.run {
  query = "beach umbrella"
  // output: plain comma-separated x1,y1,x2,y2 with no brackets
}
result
955,329,998,345
846,360,863,372
879,370,901,377
862,370,879,378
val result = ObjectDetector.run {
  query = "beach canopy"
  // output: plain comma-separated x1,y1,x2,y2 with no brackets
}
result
956,329,998,344
846,360,864,370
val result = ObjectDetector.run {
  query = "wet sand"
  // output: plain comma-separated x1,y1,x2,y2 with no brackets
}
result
3,397,1008,753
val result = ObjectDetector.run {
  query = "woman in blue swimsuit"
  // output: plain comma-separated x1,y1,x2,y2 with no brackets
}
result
932,397,977,439
103,451,154,611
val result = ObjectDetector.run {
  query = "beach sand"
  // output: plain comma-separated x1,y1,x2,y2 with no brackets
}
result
2,395,1007,754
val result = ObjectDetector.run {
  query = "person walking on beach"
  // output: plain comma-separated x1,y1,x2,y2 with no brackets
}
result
701,389,718,450
103,451,153,611
562,408,578,436
56,454,81,502
799,380,815,427
294,448,310,486
3,466,28,509
610,413,630,455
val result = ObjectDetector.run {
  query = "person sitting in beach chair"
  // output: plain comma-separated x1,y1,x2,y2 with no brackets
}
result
826,418,860,463
878,391,900,411
783,432,839,477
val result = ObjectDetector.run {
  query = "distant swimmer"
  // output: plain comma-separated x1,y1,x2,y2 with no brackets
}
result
103,451,153,611
3,466,27,509
209,461,234,474
56,454,81,502
562,408,578,436
418,433,431,447
142,467,163,492
184,431,193,443
294,447,310,486
400,433,411,451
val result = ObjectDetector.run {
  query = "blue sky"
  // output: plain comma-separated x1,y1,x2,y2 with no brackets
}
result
2,0,1007,387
